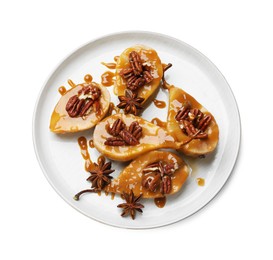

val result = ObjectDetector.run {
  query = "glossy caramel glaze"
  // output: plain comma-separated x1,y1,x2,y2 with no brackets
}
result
58,86,67,96
67,79,76,88
93,113,181,161
167,86,219,156
154,197,167,208
196,178,205,186
89,139,94,148
107,102,119,116
84,74,93,83
114,56,120,62
151,117,167,128
78,136,95,171
153,99,166,109
105,151,189,198
50,82,110,133
101,71,115,87
101,62,116,69
114,45,163,99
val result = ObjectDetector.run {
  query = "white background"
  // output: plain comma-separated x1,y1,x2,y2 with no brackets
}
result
1,0,272,259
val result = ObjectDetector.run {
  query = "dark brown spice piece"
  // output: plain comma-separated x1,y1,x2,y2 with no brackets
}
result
117,89,145,116
73,157,115,200
117,190,144,220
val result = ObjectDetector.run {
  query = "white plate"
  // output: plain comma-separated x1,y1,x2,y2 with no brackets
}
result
33,31,240,229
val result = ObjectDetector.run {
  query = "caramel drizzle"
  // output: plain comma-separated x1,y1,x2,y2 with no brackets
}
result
77,136,95,171
58,86,67,96
162,63,172,89
101,62,116,69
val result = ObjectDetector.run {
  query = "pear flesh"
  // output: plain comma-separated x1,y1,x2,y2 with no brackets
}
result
167,86,219,156
114,45,163,101
50,83,110,133
105,150,189,198
93,113,181,161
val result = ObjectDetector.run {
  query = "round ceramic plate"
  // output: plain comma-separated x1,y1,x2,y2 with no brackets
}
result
33,31,240,229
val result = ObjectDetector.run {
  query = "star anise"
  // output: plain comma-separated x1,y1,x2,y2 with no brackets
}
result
117,190,144,220
73,156,115,200
117,89,145,115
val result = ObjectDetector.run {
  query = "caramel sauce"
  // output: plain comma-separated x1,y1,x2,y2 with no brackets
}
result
67,79,76,88
89,139,94,148
84,74,93,83
196,178,205,186
153,99,166,109
58,86,67,96
101,71,115,87
105,150,189,199
154,197,166,208
77,136,95,171
151,117,167,128
162,63,171,90
114,56,120,62
108,102,119,116
111,192,115,200
50,83,110,133
101,62,116,69
166,86,219,155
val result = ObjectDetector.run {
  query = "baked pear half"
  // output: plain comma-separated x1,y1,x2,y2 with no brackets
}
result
105,150,189,198
50,82,110,133
167,86,219,156
93,113,186,161
115,45,163,103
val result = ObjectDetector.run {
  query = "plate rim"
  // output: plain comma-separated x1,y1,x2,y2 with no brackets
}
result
32,30,241,229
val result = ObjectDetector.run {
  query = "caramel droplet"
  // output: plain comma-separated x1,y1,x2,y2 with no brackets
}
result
114,56,120,62
84,74,93,83
154,196,167,208
153,99,166,109
89,139,94,148
196,178,205,186
77,136,95,171
58,86,67,96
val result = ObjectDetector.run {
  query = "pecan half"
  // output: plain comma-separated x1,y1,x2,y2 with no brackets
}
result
119,51,154,91
119,129,139,146
106,118,125,136
142,161,177,195
129,51,143,76
104,137,125,146
175,103,212,139
142,173,161,192
160,175,171,194
104,119,143,146
65,84,101,118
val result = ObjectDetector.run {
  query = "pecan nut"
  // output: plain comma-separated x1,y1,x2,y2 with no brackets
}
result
104,137,125,146
142,161,177,195
129,51,143,76
65,84,101,118
142,173,161,192
160,175,172,194
104,119,143,146
119,129,139,146
106,118,125,136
